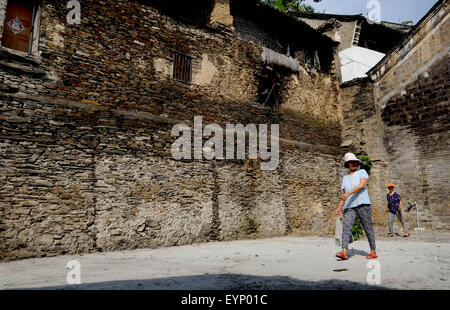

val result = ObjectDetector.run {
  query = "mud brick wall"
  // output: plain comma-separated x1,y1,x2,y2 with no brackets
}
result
342,3,450,231
0,0,344,261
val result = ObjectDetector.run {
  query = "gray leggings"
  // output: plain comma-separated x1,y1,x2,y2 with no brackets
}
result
388,211,408,234
342,204,376,250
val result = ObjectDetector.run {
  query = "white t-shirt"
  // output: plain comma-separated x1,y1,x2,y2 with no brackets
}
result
341,169,371,209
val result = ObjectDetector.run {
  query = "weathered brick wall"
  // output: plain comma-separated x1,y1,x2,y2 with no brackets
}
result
209,0,234,29
373,4,449,231
0,0,345,261
342,2,450,231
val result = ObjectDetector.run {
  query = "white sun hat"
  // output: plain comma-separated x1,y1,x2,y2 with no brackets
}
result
343,153,361,167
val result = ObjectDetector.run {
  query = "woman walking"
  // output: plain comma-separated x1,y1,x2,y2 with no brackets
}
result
336,153,378,260
386,183,410,237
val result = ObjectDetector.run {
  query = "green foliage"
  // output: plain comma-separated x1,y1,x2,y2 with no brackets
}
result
272,0,286,12
260,0,320,13
401,20,413,26
357,155,372,174
299,4,315,12
352,217,364,241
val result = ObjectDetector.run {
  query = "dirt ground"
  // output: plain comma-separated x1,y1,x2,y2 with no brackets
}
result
1,230,449,290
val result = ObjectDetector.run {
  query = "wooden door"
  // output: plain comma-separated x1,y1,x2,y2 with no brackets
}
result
1,0,34,53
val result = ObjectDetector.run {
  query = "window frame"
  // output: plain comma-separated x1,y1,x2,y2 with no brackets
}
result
172,51,193,84
0,0,41,56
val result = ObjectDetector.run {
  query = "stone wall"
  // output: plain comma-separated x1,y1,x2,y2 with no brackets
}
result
342,1,450,231
0,0,344,261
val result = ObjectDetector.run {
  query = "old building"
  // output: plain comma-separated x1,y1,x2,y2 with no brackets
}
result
341,0,449,230
0,0,448,262
289,10,412,83
0,0,344,261
290,10,411,54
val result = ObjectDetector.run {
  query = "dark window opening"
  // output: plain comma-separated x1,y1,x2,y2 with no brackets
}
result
293,44,334,73
1,0,38,53
173,52,192,83
305,48,321,71
258,68,283,109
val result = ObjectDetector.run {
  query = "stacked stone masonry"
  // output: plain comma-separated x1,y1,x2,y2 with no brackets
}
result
0,0,344,261
1,0,448,262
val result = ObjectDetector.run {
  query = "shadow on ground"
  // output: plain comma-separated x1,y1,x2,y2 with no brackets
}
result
347,249,369,258
10,274,392,290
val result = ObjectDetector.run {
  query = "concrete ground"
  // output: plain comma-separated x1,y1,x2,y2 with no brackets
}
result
1,232,449,290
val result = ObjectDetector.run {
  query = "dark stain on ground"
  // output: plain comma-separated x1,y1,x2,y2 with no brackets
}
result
333,269,349,272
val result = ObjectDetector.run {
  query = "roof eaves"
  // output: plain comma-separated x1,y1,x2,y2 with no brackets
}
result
287,10,366,22
254,1,339,46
